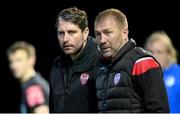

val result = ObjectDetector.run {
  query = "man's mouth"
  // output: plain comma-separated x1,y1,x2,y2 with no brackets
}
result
63,44,73,48
101,47,110,51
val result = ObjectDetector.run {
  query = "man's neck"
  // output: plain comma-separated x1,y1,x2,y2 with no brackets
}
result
20,68,36,84
111,40,128,60
163,62,172,70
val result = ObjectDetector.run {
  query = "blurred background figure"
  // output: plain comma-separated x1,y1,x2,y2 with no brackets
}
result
144,30,180,113
7,41,49,113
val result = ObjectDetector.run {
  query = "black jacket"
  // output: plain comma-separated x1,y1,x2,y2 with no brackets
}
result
96,39,170,112
49,36,99,112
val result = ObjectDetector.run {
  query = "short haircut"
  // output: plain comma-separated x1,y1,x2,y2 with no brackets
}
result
7,41,36,58
95,8,128,29
56,7,88,31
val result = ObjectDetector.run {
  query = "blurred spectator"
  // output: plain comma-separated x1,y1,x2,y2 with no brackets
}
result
7,41,49,113
144,30,180,113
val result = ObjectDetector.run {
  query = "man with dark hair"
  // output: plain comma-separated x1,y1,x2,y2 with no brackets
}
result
7,41,49,113
94,8,169,112
49,7,98,112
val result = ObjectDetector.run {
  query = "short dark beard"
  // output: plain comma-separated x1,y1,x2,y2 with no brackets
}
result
75,43,84,56
71,41,86,60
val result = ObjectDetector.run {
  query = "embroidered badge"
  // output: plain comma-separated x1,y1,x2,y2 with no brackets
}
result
25,85,44,107
80,73,89,85
114,73,121,85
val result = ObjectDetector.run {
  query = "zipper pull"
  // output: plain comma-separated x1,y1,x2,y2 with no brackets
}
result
64,86,69,94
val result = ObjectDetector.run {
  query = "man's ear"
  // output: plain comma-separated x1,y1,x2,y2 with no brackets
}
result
123,28,129,41
83,27,89,41
28,55,36,67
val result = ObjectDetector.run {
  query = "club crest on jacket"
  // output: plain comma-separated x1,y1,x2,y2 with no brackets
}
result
80,73,89,85
114,73,121,85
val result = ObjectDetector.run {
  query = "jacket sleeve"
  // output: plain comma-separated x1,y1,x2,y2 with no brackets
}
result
49,66,55,113
132,57,170,112
24,84,47,112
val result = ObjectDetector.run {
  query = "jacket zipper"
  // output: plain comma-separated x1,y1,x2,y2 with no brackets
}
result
61,68,69,111
103,64,111,112
61,65,90,111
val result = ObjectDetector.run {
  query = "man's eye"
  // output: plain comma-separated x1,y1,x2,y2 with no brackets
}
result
58,31,64,36
95,32,100,37
157,50,163,54
69,31,77,34
106,31,112,35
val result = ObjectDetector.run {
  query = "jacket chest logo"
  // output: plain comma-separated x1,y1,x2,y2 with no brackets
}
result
114,73,121,85
80,73,89,85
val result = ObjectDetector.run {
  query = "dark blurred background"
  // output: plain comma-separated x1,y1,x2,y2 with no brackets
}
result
0,0,179,112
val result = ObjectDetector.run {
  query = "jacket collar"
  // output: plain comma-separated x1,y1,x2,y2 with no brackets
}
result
99,38,136,67
111,38,136,66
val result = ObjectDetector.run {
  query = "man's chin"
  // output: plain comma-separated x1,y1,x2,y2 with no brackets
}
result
13,74,22,79
102,52,113,58
64,50,75,55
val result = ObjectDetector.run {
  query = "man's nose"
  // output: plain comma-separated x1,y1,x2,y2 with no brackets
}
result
63,33,69,42
99,34,106,44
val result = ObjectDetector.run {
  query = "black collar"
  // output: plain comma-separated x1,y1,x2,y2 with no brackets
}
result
99,38,136,67
111,39,136,66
